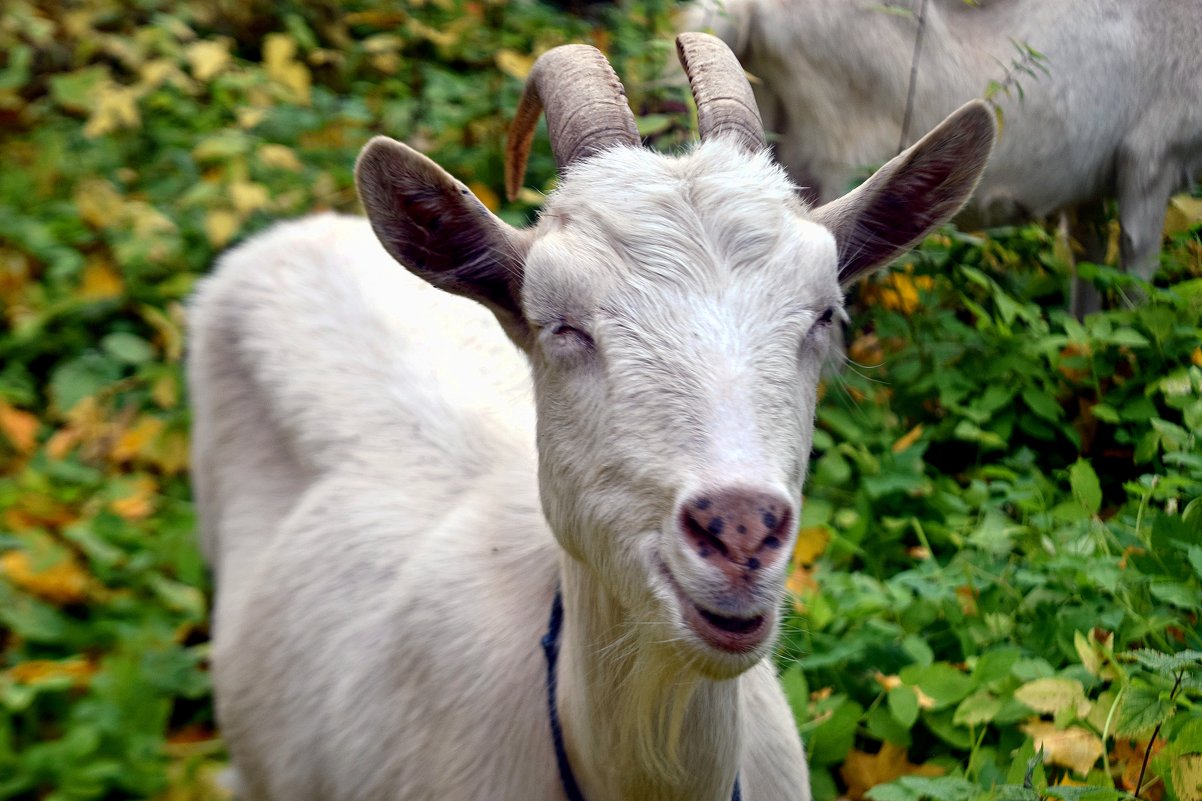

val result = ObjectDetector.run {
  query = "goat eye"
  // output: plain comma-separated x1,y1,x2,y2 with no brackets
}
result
817,307,835,326
550,322,595,349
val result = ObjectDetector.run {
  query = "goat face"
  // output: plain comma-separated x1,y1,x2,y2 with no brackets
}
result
525,142,837,676
355,35,994,681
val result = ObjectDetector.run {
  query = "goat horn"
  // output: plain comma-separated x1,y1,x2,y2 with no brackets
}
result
504,45,640,201
676,32,766,153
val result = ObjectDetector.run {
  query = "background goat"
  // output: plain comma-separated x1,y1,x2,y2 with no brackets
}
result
189,34,994,801
687,0,1202,313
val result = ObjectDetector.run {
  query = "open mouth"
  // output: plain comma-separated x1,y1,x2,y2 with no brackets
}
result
657,559,772,654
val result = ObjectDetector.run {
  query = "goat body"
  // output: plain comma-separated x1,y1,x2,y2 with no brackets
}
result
691,0,1202,308
190,37,994,801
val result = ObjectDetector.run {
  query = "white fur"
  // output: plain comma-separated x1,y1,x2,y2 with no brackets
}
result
190,141,820,801
686,0,1202,308
191,91,993,797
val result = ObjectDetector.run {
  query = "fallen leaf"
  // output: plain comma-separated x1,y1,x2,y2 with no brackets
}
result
186,39,231,82
0,549,91,605
7,657,96,687
496,48,536,80
841,742,944,801
257,143,303,172
892,424,924,454
110,415,166,464
79,258,125,300
84,83,141,138
1021,721,1104,776
1173,753,1202,801
793,526,830,565
1015,677,1091,718
0,400,38,453
205,209,240,248
263,33,311,103
110,475,158,521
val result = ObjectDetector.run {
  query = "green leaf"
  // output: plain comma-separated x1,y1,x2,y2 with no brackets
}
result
1117,686,1173,737
101,332,155,364
1069,460,1102,516
1124,649,1202,675
954,689,1002,726
1022,387,1062,422
889,685,920,728
901,663,976,709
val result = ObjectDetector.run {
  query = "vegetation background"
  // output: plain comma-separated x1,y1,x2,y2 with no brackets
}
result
0,1,1199,799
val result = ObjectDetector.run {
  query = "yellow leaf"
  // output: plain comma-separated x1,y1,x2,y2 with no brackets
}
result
186,39,231,82
1021,722,1104,776
230,180,270,215
151,373,179,409
46,429,80,460
258,143,303,172
78,258,123,299
110,475,158,521
1173,754,1202,801
793,526,830,565
205,209,240,248
7,657,95,687
0,400,38,453
362,33,404,54
786,563,817,601
110,416,165,464
263,33,311,104
1165,195,1202,238
1014,677,1091,718
468,181,501,213
83,84,141,138
892,424,924,454
75,179,125,229
1192,347,1202,368
147,428,190,475
0,549,91,605
840,742,944,801
238,106,268,128
496,48,536,80
140,302,185,363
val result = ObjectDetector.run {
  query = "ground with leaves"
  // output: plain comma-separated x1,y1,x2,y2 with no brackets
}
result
1,2,1200,801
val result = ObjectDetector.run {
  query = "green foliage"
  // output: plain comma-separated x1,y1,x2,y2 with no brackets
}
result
1,0,1200,800
783,226,1202,801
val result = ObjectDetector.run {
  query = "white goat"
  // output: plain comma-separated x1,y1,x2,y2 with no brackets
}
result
189,34,994,801
687,0,1202,312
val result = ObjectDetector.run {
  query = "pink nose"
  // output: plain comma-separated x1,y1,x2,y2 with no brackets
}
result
678,488,792,576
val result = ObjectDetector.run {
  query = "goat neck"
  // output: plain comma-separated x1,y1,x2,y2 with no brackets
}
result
556,554,741,801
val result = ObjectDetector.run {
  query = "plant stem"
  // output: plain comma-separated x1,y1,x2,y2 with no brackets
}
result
1134,670,1184,799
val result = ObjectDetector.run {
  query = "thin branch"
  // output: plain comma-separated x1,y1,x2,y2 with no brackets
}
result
898,0,929,153
1135,670,1184,799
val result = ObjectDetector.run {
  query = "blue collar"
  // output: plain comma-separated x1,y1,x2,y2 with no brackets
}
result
541,590,743,801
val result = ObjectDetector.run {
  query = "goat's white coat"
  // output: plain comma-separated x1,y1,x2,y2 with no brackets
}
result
192,84,994,796
688,0,1202,294
191,141,823,801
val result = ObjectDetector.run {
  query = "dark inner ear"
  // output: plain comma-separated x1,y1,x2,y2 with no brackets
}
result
811,101,996,286
355,136,529,340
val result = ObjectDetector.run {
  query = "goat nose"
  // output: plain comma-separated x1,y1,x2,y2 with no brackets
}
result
679,488,792,574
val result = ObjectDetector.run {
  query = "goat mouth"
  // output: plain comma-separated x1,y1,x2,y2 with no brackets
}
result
656,559,771,654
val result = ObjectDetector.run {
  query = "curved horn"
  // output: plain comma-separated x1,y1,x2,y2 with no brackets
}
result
676,32,765,153
504,45,640,201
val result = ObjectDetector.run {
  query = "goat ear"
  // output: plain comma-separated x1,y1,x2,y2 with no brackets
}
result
811,101,996,286
355,136,529,339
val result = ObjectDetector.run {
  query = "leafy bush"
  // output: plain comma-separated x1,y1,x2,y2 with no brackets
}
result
0,1,1199,800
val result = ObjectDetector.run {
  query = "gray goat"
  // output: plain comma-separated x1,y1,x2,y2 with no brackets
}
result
687,0,1202,312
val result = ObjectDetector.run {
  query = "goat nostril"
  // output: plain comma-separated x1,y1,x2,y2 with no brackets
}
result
684,512,728,558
